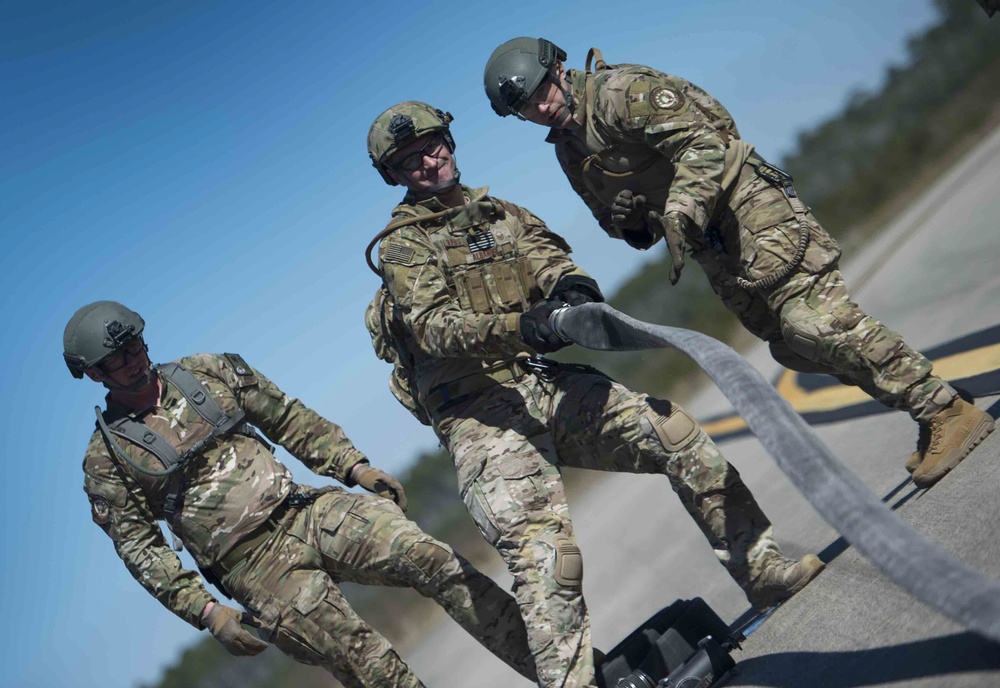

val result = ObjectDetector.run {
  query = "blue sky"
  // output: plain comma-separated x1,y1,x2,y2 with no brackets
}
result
1,1,940,686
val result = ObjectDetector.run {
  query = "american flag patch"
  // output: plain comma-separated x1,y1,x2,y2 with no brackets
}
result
383,244,415,264
466,230,496,253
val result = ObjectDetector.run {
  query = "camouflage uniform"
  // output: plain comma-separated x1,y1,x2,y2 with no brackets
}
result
82,352,536,687
546,58,957,422
372,185,792,687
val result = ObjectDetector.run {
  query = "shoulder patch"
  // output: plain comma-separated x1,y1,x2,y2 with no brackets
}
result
90,496,112,525
651,86,683,111
381,240,430,267
384,243,415,264
223,353,254,377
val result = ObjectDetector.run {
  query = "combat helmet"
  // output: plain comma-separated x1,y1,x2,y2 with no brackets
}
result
484,37,567,118
368,101,456,186
63,300,145,378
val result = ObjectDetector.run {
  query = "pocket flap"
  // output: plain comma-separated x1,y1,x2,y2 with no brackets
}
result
291,577,329,616
497,457,540,480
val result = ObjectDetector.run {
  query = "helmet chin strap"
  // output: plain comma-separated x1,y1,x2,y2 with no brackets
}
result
555,70,574,120
426,167,461,194
103,367,155,393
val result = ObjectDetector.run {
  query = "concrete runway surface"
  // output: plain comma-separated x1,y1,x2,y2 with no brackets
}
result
404,124,1000,687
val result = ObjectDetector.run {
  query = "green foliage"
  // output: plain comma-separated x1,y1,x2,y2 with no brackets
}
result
783,0,1000,239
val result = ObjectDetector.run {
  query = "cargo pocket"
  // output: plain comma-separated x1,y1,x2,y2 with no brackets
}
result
319,501,369,568
261,578,329,666
464,481,502,545
496,456,547,511
827,298,866,334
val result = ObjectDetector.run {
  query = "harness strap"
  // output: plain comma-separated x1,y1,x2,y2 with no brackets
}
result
95,363,247,520
158,362,246,435
585,47,606,73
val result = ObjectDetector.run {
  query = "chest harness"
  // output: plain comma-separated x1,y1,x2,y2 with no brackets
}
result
94,362,250,520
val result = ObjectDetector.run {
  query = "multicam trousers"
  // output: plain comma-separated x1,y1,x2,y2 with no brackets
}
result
433,368,784,688
689,166,956,422
222,488,537,688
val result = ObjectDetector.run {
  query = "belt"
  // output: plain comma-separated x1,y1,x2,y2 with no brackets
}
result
213,491,314,576
424,360,524,412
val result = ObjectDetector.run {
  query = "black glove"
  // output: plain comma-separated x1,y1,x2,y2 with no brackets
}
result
551,274,605,307
611,190,647,232
519,299,571,354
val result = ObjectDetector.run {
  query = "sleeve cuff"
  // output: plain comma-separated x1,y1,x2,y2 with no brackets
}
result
342,457,370,486
190,594,218,630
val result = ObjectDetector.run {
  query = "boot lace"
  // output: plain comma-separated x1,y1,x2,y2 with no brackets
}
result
927,418,944,453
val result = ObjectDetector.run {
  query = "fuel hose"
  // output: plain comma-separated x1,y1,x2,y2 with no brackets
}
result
551,302,1000,642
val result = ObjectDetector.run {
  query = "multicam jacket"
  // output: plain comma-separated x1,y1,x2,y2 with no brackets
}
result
82,353,367,627
546,59,754,238
371,185,589,407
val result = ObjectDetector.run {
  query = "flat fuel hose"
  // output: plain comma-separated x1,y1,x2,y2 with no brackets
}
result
551,302,1000,642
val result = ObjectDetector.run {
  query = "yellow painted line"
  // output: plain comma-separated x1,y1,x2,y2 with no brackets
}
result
701,343,1000,438
702,414,749,437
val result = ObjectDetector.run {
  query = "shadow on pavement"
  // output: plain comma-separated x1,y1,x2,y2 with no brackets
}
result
725,632,1000,687
813,477,919,568
729,477,921,636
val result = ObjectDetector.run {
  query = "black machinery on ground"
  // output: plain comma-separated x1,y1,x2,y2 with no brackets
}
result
598,598,740,688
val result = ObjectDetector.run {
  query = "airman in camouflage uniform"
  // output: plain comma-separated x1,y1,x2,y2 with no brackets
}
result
65,301,537,688
366,101,823,688
483,38,995,488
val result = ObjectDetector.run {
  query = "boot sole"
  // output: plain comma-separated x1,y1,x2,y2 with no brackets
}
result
912,415,995,488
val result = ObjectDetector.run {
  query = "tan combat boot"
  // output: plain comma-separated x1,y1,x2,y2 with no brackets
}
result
905,423,931,473
911,397,994,488
745,554,825,612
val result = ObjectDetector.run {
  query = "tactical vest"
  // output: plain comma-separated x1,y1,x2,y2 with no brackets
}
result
365,190,543,408
573,48,747,216
95,362,251,520
369,192,541,315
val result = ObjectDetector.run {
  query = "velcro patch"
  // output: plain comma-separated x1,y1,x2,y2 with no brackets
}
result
224,353,254,376
651,87,682,111
466,230,496,253
91,496,112,525
383,243,416,264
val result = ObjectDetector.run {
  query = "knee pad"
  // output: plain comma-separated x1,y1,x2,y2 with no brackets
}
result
769,338,835,375
780,318,823,363
553,535,583,587
647,403,700,452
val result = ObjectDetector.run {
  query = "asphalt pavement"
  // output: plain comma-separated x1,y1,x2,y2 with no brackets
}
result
405,124,1000,687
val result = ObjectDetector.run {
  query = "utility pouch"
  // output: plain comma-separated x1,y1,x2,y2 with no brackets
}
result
492,261,524,308
455,269,492,313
